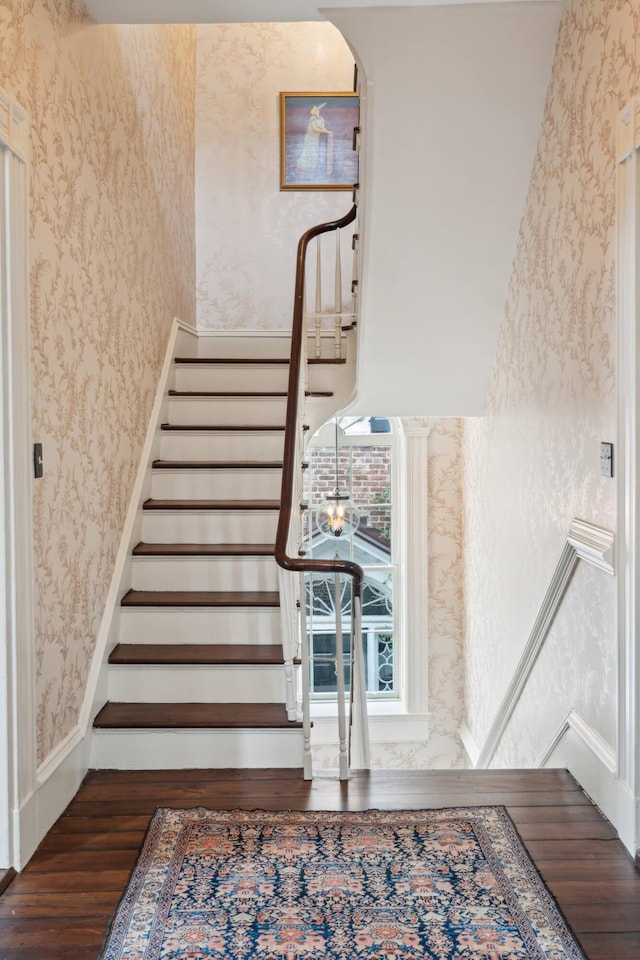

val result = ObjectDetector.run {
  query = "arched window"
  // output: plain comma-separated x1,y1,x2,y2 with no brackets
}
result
304,417,399,701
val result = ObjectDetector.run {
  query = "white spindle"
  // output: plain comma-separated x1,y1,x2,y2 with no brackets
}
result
335,572,348,779
351,233,358,317
349,592,370,770
300,570,312,779
335,230,343,359
335,228,342,315
315,237,322,358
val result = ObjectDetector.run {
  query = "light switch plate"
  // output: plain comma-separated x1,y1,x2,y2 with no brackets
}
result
600,442,613,478
33,442,43,479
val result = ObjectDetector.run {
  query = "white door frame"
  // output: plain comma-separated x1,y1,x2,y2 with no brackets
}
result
0,89,36,870
616,98,640,859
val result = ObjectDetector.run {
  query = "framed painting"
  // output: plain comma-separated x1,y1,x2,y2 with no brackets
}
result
280,92,359,191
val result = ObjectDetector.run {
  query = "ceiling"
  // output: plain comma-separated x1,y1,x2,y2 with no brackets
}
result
84,0,540,23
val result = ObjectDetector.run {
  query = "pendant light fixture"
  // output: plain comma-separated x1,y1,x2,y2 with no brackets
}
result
315,418,360,539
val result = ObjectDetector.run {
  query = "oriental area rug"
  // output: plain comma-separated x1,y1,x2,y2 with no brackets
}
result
99,807,585,959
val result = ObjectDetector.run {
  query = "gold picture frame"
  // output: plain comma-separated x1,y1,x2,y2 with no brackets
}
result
280,92,359,191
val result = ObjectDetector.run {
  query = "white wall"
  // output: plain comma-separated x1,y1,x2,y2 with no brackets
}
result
195,22,355,330
461,0,632,837
331,2,562,416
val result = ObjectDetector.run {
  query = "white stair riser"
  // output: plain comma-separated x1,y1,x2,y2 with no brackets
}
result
151,469,282,501
176,334,290,360
188,335,337,360
91,727,303,769
107,664,287,703
174,365,289,392
307,366,344,395
168,397,287,426
160,432,284,461
141,510,278,543
119,606,282,645
131,556,278,591
195,337,291,360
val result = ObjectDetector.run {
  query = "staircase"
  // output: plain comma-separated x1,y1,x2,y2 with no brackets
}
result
91,333,343,770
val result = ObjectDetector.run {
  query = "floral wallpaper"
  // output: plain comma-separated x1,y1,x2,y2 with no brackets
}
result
462,0,635,766
313,417,466,770
0,0,196,763
195,22,356,330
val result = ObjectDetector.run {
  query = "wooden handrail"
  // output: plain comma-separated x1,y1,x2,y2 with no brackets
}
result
275,205,363,598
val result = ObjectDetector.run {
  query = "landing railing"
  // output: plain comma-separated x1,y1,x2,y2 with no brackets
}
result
275,205,370,780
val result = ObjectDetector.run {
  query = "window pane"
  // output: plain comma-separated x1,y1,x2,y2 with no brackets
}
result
306,573,395,699
359,506,392,558
350,445,391,507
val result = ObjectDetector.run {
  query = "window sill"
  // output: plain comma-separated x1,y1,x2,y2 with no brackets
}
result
310,711,431,746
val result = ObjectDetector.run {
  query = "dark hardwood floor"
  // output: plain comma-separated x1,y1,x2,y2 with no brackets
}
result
0,768,638,959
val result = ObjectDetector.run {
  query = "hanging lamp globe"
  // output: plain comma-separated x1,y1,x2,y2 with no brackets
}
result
314,416,360,540
315,490,360,539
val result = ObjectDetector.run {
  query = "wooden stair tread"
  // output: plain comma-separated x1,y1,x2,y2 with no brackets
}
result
93,701,301,729
169,390,288,397
143,498,280,511
109,643,286,665
175,357,289,365
122,589,280,607
133,542,275,557
152,459,282,470
161,423,285,432
174,356,344,366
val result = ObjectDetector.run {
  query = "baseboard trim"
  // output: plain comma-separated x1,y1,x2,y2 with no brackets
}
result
15,727,90,868
539,709,616,774
542,713,636,855
16,319,184,866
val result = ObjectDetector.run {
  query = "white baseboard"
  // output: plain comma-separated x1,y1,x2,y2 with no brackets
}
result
539,708,616,773
15,725,90,869
541,711,637,856
14,318,185,867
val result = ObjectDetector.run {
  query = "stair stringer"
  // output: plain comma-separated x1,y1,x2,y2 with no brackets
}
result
85,318,187,742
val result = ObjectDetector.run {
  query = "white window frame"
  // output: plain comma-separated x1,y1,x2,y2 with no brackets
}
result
306,417,430,747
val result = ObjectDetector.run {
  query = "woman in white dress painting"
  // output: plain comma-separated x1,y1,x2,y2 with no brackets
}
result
296,103,334,179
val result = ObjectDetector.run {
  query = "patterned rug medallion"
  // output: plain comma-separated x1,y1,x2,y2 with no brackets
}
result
99,807,585,959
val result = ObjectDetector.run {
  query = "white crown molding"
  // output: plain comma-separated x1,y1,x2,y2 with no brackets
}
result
475,518,614,770
567,518,615,574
